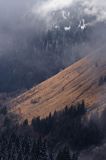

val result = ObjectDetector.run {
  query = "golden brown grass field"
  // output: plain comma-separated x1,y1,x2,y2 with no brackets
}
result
9,52,106,122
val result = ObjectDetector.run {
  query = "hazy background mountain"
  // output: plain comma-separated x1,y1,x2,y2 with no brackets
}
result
0,0,106,92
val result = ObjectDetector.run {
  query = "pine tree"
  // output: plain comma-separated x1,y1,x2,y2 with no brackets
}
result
63,147,71,160
17,151,23,160
49,152,54,160
38,140,49,160
72,152,79,160
56,150,63,160
31,140,38,160
56,146,71,160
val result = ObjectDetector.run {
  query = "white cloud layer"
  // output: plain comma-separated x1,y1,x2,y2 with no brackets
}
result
32,0,106,22
32,0,74,14
42,0,73,11
82,0,106,21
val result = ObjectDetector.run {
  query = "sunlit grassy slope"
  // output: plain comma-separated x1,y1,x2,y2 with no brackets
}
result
9,52,106,122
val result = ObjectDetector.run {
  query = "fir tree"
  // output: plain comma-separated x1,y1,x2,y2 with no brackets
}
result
38,140,49,160
56,147,71,160
31,140,38,160
17,151,23,160
72,152,79,160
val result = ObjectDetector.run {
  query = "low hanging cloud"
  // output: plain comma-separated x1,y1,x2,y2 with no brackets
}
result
0,0,106,54
32,0,74,15
0,0,105,92
32,0,106,23
82,0,106,22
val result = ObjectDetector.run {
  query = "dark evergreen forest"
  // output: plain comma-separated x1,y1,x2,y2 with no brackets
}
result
0,101,104,160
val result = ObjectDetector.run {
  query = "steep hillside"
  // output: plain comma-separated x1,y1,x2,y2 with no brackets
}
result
9,52,106,122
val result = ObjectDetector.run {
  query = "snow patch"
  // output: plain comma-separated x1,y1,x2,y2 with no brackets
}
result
54,25,60,29
78,19,87,30
64,26,71,31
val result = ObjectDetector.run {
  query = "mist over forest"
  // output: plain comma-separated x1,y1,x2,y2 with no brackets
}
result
0,1,106,160
0,0,106,92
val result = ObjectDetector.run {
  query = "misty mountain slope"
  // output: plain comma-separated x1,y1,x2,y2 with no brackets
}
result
9,52,106,122
0,18,90,92
1,0,106,93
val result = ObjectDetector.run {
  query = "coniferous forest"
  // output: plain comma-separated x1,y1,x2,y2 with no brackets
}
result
0,0,106,159
0,101,104,160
